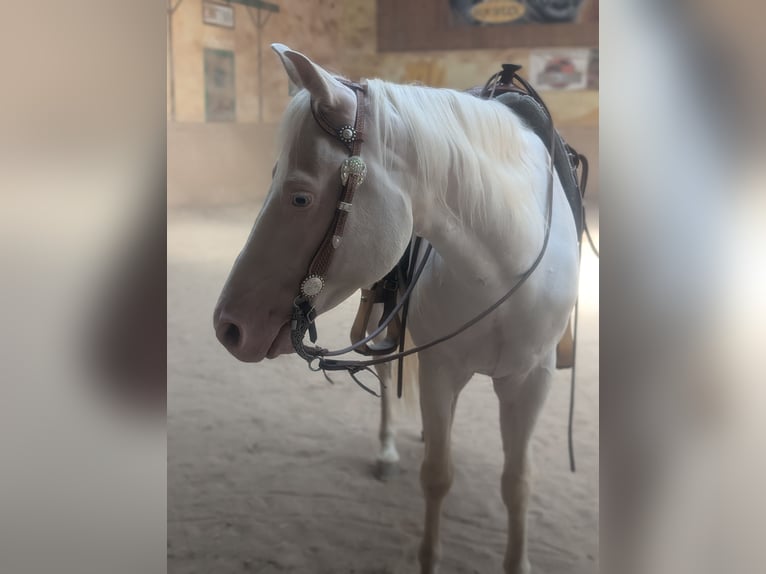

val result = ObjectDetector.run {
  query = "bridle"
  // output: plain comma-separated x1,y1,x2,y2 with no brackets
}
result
289,72,558,397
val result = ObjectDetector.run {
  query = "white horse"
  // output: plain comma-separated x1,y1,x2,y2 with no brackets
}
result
213,44,579,574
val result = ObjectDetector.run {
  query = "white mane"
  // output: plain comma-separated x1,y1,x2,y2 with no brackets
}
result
365,79,547,257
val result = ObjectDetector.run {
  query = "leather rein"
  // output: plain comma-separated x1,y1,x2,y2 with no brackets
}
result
290,73,558,397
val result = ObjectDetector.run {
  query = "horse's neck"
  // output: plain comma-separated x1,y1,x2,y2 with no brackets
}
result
405,144,545,289
368,82,548,289
411,189,507,286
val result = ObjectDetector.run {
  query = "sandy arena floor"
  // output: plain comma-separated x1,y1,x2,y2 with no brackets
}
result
168,205,599,574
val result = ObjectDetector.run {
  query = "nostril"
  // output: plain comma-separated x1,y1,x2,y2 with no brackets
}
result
221,322,242,349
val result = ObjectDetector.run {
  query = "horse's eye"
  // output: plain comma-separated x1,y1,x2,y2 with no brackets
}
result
291,193,312,207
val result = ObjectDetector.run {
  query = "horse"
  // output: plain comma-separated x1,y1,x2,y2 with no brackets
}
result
213,44,579,574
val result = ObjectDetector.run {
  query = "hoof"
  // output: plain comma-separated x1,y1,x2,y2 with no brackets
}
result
373,459,399,481
504,558,531,574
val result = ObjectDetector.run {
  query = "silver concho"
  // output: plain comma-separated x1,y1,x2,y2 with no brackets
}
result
331,235,342,249
338,125,357,144
300,275,325,298
340,156,367,186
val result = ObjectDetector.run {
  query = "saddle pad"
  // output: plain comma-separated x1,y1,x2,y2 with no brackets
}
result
494,91,584,237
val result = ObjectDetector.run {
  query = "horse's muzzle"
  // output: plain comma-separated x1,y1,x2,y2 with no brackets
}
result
214,304,292,362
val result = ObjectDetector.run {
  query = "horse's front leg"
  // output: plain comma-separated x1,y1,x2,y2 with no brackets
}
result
417,353,471,574
492,358,553,574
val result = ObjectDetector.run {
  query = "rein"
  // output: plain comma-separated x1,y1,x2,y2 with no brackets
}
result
290,70,558,396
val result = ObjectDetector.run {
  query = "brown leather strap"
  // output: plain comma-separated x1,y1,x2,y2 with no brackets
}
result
311,80,368,151
299,84,368,300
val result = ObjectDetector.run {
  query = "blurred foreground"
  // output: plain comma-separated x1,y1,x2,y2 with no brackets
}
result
601,1,766,573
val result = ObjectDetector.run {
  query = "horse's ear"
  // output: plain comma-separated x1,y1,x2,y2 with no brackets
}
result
271,43,303,89
271,43,347,107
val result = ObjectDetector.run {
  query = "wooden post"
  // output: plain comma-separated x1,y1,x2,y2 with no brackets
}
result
167,0,185,122
239,0,280,123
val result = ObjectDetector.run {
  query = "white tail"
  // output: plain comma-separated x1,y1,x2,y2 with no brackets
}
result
399,329,420,417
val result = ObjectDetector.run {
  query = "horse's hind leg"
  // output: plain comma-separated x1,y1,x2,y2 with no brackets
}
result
365,304,399,480
417,353,470,574
373,360,399,479
493,358,553,574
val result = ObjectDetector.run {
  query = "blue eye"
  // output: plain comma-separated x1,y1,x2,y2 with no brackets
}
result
291,193,312,207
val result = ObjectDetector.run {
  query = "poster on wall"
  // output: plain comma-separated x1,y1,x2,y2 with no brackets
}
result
529,48,589,91
450,0,595,26
204,48,236,122
378,0,597,51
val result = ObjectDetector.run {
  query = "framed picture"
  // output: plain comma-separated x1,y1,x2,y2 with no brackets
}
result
378,0,598,51
202,1,235,29
529,48,590,91
204,48,236,122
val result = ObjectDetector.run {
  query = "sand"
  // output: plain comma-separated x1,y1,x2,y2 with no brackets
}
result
168,205,598,574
